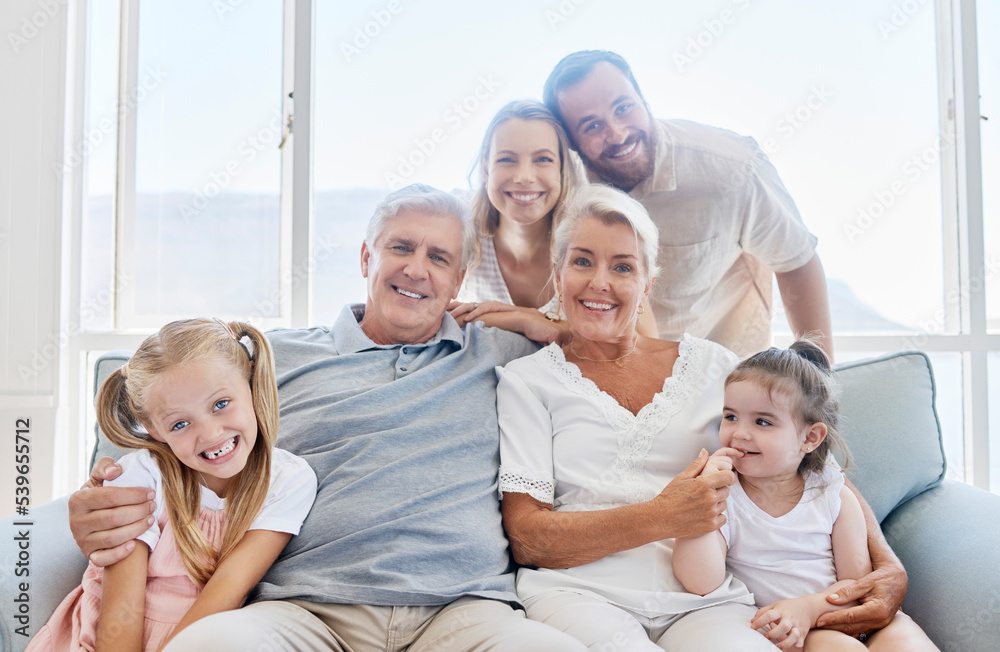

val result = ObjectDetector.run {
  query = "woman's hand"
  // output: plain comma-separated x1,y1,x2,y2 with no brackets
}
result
448,300,570,345
652,450,735,539
68,457,156,566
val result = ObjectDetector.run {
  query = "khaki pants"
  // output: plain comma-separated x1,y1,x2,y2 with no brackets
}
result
163,596,587,652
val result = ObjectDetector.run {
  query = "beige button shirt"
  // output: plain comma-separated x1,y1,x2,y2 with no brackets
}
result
585,119,817,357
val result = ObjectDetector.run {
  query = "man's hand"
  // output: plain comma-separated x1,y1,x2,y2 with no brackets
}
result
815,563,907,635
653,450,735,539
68,456,156,567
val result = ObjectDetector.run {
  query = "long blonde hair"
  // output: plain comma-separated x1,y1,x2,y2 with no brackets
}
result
469,100,581,242
95,318,279,586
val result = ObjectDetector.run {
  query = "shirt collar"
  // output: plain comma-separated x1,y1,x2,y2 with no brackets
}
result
333,303,466,353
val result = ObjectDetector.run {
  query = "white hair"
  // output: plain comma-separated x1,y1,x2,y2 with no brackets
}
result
552,184,660,279
366,184,478,269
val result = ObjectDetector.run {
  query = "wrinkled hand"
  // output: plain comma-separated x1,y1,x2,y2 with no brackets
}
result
653,450,735,539
816,563,907,635
68,456,155,566
703,447,743,475
448,300,569,345
448,300,515,326
753,598,815,650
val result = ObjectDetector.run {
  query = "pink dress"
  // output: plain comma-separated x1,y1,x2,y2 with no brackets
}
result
26,506,226,652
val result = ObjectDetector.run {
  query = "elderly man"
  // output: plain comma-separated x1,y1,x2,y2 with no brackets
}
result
67,185,586,651
544,50,832,360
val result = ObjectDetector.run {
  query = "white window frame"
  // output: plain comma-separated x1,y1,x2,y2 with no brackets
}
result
57,0,995,497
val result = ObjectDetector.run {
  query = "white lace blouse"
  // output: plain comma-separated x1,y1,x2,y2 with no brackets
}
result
496,334,754,616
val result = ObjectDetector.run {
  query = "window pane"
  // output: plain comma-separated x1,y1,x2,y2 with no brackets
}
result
131,0,282,319
79,0,120,331
980,0,1000,332
315,0,942,334
927,353,964,484
990,353,1000,493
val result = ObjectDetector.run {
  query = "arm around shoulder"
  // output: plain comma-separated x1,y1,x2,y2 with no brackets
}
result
775,253,832,359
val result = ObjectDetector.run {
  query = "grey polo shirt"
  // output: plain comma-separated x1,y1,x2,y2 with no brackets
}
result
251,304,539,607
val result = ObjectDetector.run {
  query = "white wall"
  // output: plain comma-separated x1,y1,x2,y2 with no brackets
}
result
0,0,69,519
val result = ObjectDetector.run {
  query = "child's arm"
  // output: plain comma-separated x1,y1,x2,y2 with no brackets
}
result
751,483,872,648
95,543,150,652
671,448,740,595
158,529,292,651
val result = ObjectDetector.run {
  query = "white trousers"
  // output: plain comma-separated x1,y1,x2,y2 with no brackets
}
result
523,589,779,652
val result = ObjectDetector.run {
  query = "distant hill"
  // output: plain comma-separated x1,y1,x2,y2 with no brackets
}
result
84,188,908,332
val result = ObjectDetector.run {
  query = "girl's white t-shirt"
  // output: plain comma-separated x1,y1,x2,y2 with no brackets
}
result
107,447,317,552
721,464,844,607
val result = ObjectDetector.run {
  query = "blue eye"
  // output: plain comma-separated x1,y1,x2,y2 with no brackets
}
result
613,263,634,273
572,257,592,267
536,155,555,163
171,420,188,431
214,399,230,411
756,418,772,427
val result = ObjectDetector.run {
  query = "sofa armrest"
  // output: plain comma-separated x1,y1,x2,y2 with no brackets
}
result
883,480,1000,652
0,497,89,652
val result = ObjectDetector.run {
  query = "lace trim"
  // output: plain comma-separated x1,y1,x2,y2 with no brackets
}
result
499,467,555,504
541,335,712,504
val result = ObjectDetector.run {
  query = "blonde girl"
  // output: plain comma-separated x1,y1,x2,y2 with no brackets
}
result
673,340,937,651
27,319,316,652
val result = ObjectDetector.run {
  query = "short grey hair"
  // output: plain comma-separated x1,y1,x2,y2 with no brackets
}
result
366,184,478,269
552,184,660,280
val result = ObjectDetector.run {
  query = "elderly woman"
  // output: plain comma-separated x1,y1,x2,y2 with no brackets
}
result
495,185,904,650
496,184,763,649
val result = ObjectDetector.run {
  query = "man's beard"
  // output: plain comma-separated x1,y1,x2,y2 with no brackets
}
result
584,128,657,193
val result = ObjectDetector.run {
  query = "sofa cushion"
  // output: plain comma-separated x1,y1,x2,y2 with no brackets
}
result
90,351,133,467
833,351,946,522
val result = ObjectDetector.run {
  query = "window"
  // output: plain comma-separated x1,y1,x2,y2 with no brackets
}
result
64,0,997,495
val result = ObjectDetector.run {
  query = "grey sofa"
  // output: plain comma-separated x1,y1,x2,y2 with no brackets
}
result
2,350,998,651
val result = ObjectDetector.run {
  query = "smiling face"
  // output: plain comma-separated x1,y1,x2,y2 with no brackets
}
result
144,358,258,496
485,118,562,229
720,380,827,481
555,62,656,192
360,209,467,345
556,215,652,346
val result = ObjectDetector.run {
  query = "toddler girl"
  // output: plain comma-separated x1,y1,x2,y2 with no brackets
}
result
673,340,937,651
